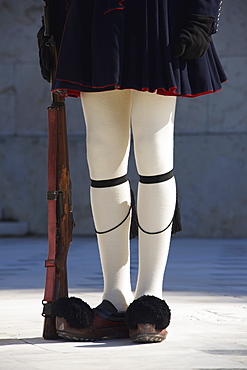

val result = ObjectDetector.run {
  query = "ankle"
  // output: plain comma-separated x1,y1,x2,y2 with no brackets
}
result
102,292,133,312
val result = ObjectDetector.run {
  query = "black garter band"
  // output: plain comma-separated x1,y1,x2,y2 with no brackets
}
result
138,171,182,235
91,175,136,237
139,170,174,184
91,175,128,188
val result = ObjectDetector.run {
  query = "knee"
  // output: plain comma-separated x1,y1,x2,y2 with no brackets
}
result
133,134,174,175
86,132,130,179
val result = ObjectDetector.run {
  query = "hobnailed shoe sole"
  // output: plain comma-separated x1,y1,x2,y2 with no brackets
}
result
129,324,168,343
57,329,129,341
56,316,129,341
57,331,94,341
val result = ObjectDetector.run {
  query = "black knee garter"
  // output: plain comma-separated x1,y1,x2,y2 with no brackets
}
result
91,175,137,238
138,170,182,235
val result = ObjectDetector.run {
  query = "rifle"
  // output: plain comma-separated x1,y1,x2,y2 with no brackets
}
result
41,0,75,339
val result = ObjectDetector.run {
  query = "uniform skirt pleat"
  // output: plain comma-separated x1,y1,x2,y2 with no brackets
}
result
52,0,227,98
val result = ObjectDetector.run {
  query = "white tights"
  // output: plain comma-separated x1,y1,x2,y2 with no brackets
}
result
81,89,177,311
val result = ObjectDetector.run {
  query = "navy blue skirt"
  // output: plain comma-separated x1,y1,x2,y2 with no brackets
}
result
52,0,227,98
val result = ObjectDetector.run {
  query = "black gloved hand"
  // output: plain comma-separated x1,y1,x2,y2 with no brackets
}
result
37,18,55,82
172,14,215,60
37,0,67,82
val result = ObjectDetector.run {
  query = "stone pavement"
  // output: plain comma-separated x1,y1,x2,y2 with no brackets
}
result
0,237,247,370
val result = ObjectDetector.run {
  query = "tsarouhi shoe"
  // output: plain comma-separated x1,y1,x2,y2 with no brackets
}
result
125,295,171,343
52,297,129,341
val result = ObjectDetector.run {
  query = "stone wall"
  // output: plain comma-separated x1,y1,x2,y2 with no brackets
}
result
0,0,246,237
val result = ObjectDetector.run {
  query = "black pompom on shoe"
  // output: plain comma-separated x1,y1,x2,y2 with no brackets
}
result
125,295,171,343
53,298,129,341
52,297,94,329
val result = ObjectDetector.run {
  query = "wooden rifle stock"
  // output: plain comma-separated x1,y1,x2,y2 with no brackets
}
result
41,8,74,338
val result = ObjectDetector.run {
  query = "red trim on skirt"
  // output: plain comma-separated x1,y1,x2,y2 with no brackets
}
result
52,77,226,98
103,1,126,15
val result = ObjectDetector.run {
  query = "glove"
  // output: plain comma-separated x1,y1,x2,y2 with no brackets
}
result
172,14,215,60
37,17,55,82
37,1,68,82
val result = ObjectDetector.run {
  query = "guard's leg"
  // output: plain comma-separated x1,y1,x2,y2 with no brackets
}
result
81,89,134,311
131,90,177,299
